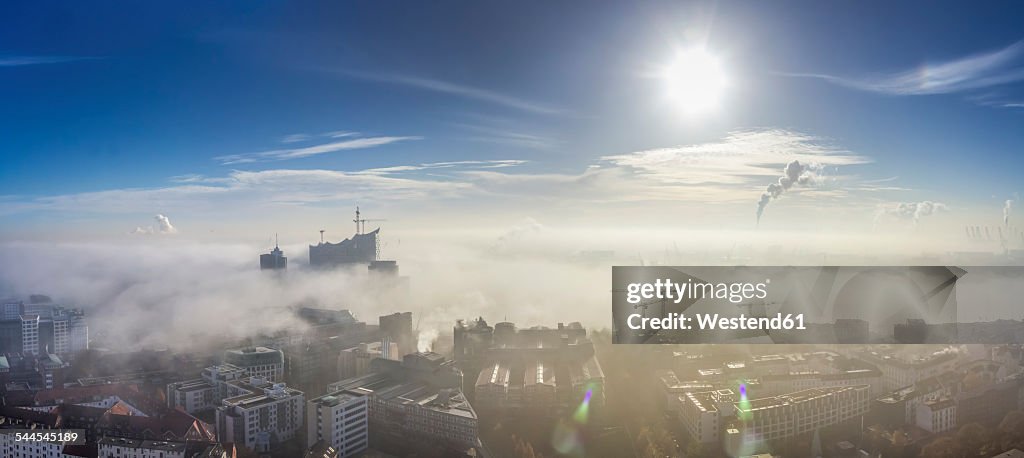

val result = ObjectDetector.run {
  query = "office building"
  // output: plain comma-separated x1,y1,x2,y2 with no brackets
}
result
337,340,400,380
0,300,88,358
224,346,285,382
167,364,248,414
260,239,288,270
379,312,416,356
306,390,369,457
734,385,870,443
327,353,480,455
679,389,737,444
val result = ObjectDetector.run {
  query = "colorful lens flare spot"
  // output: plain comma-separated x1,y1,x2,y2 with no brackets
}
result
551,419,585,456
737,383,752,421
573,388,592,424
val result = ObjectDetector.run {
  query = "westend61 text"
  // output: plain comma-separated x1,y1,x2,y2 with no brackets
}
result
626,313,806,331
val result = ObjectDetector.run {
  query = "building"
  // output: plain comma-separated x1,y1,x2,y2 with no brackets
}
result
955,373,1024,427
679,389,737,444
379,312,416,356
0,405,66,458
327,353,480,455
96,437,229,458
306,390,369,458
455,318,604,416
0,352,69,390
916,398,956,433
734,385,870,444
224,346,285,382
167,364,248,414
260,238,288,270
337,340,400,380
309,229,379,268
856,349,962,391
872,370,964,428
0,300,88,358
215,378,305,453
20,314,39,355
1,402,216,446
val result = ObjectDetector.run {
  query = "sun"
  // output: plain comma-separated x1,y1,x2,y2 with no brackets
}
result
662,47,728,114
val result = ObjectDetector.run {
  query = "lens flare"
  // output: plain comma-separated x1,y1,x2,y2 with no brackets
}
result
737,382,752,422
573,388,593,424
552,387,594,456
552,419,584,456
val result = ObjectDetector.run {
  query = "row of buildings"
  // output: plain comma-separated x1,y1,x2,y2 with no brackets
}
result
665,345,1024,456
0,382,223,458
1,299,88,359
454,318,605,416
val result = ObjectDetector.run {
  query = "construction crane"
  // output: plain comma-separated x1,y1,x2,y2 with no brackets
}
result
352,206,387,235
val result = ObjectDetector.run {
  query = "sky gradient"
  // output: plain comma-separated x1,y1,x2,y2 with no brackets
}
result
2,1,1023,243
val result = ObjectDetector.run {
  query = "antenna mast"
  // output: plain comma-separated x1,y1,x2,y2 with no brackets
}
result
319,229,325,244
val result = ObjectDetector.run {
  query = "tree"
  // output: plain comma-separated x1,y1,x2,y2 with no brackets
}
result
920,437,957,458
956,422,988,456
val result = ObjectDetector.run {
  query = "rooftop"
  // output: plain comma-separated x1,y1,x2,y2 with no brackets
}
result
738,385,869,413
98,437,187,452
311,390,365,407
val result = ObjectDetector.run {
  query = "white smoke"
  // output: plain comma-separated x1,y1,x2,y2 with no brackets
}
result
877,201,947,226
1004,199,1014,227
132,214,178,235
756,160,817,224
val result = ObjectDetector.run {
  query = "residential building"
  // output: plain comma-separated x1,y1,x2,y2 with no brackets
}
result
215,378,304,453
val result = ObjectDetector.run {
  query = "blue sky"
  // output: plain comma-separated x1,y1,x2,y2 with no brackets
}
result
2,1,1024,238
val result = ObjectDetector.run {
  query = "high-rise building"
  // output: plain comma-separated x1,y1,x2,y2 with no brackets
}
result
260,237,288,270
379,312,416,356
337,340,400,380
1,301,88,357
20,314,39,355
306,390,369,458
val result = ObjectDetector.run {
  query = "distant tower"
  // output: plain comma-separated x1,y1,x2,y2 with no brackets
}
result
260,234,288,270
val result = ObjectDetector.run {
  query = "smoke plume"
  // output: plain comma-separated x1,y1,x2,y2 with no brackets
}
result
1005,199,1014,227
132,214,178,235
877,201,947,226
756,160,816,224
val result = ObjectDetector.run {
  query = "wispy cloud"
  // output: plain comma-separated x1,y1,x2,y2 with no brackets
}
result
215,135,421,165
360,160,527,175
280,133,312,143
3,130,895,220
453,123,557,150
781,40,1024,96
340,71,565,115
279,130,358,144
601,129,869,186
0,55,98,67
